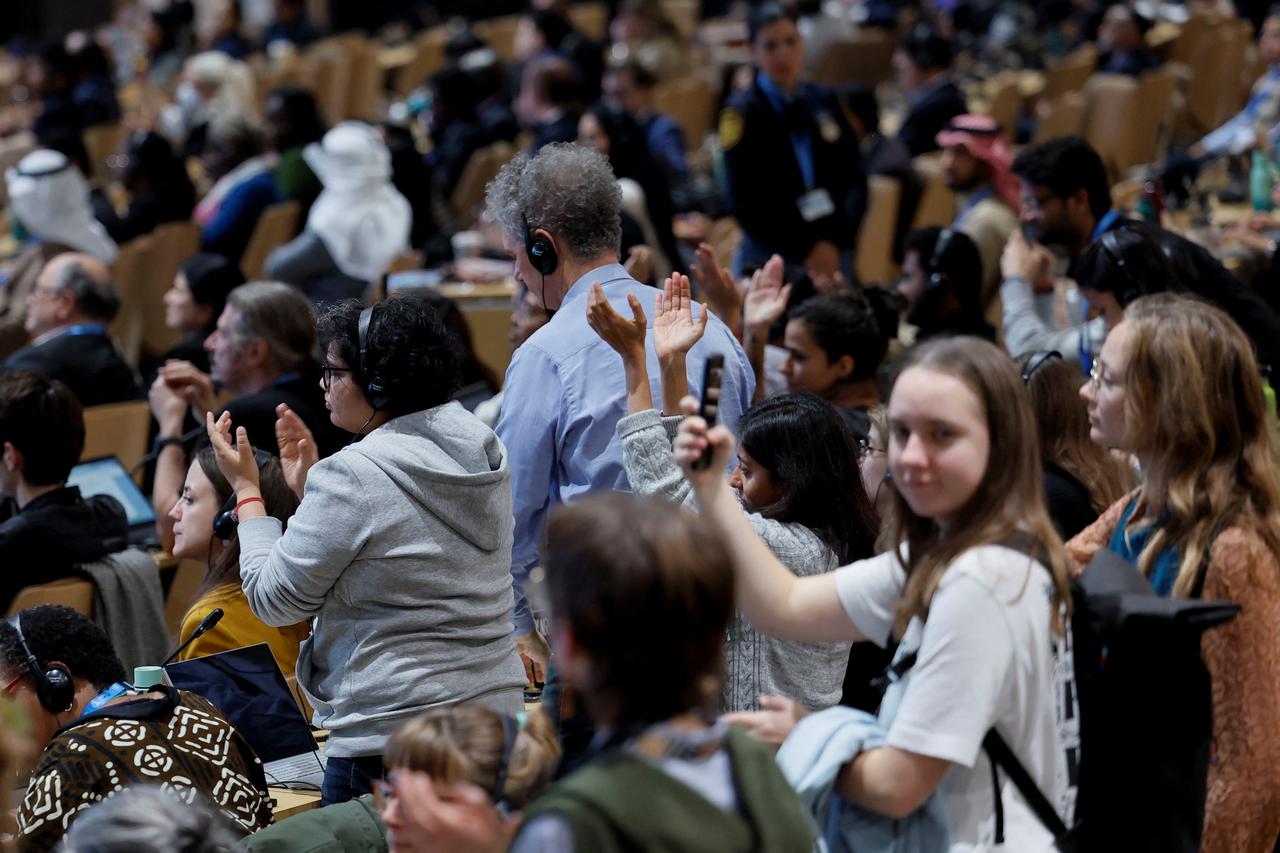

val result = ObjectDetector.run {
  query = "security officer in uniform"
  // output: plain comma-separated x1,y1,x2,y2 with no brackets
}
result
720,3,866,279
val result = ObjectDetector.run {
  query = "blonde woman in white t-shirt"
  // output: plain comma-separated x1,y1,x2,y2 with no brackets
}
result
676,335,1075,850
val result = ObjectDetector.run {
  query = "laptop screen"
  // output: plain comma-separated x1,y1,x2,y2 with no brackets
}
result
67,457,155,527
165,642,317,763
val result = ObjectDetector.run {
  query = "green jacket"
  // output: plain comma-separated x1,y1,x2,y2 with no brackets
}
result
521,727,815,852
239,795,387,853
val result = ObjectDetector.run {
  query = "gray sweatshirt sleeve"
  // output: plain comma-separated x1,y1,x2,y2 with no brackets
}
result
236,453,372,626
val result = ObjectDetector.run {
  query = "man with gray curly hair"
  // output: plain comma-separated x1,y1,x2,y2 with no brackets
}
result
486,143,752,669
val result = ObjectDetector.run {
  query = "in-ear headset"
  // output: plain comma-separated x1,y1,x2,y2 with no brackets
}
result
13,614,75,714
212,448,276,541
358,305,393,412
926,228,956,292
522,214,558,277
1099,228,1142,307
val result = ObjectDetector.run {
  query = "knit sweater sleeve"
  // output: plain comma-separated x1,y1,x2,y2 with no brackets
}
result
1065,491,1136,571
1198,527,1280,853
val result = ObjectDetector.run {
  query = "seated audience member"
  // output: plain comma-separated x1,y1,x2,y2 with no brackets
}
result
4,253,139,406
720,4,866,278
1095,4,1159,76
29,41,118,140
780,292,887,440
5,606,272,850
266,123,411,305
149,282,345,550
1070,295,1280,852
209,295,526,804
0,149,118,357
423,66,491,205
382,123,439,253
378,706,560,851
840,83,919,261
587,276,879,712
164,52,260,159
514,6,604,103
608,0,691,81
1018,349,1133,539
194,118,281,264
59,785,243,853
515,55,585,153
204,0,253,59
937,115,1019,308
899,227,994,342
1190,8,1280,159
264,0,319,49
0,372,127,612
169,447,307,672
474,283,551,427
143,4,193,89
892,25,967,158
578,103,682,280
97,131,196,245
509,493,815,851
675,336,1075,849
602,60,689,182
159,253,245,374
264,85,326,209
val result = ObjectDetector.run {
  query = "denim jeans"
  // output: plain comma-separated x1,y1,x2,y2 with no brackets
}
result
321,754,384,806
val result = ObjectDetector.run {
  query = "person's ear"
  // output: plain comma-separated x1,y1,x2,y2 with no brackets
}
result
834,354,856,381
2,441,22,473
243,337,269,368
54,291,76,322
1068,187,1093,221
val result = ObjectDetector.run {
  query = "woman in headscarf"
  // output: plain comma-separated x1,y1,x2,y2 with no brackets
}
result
264,122,412,305
0,149,118,357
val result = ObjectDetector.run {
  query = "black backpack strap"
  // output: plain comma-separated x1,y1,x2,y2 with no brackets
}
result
982,729,1069,840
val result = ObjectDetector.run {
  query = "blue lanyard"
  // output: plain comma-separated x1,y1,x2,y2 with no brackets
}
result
65,323,108,337
757,72,816,190
271,373,301,388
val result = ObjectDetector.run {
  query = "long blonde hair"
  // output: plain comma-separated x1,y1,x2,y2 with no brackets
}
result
1121,294,1280,595
889,337,1073,637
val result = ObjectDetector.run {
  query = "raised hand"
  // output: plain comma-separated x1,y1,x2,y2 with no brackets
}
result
653,274,708,362
275,403,318,500
742,254,791,332
624,244,654,284
692,242,744,329
586,282,647,361
206,411,261,494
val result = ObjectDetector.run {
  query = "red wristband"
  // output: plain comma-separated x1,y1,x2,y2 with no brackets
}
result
234,496,265,515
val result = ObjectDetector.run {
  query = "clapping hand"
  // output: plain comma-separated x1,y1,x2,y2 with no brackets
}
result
275,403,318,500
742,254,791,332
206,411,260,494
586,282,647,360
653,274,708,362
158,360,218,419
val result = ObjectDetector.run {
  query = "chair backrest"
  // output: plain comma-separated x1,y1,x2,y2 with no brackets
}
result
652,73,716,151
807,28,894,88
163,559,206,639
1044,49,1097,101
855,175,902,286
82,123,127,187
394,25,449,97
568,2,609,40
141,220,201,360
1131,65,1179,170
1033,92,1086,143
0,132,36,209
109,235,153,365
450,142,516,229
1083,73,1140,181
81,400,152,478
7,577,94,618
240,201,302,281
984,72,1020,142
909,153,958,229
474,15,522,62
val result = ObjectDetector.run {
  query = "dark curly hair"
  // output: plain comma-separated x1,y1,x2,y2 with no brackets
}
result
316,295,463,418
0,605,125,691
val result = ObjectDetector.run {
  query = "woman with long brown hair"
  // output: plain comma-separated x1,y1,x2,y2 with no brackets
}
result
676,336,1075,849
1018,350,1135,538
1070,293,1280,852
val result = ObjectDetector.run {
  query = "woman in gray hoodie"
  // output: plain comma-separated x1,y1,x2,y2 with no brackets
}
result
206,294,526,805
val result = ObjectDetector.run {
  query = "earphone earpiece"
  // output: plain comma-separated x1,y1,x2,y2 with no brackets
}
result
523,214,559,277
358,305,393,411
212,449,275,541
14,614,76,714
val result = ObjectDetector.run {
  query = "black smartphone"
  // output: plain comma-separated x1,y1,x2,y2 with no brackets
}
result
1020,221,1037,244
692,354,725,470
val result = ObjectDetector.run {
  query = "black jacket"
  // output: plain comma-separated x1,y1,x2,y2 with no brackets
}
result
529,111,582,154
4,329,139,407
220,367,348,460
0,487,128,612
721,78,867,266
896,80,967,158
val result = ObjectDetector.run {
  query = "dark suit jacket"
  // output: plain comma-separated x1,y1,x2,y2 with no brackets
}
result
529,111,582,154
896,80,968,158
4,329,139,407
220,367,348,460
722,78,867,266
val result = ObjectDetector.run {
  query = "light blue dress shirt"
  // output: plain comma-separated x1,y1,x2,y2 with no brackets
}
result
495,263,754,634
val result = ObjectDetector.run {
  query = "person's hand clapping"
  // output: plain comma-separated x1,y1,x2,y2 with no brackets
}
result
275,403,318,500
653,273,708,362
674,395,736,499
206,411,261,495
148,374,187,433
586,282,648,361
158,360,218,419
742,254,791,333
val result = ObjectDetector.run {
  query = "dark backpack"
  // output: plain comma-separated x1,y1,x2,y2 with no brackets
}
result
986,534,1240,852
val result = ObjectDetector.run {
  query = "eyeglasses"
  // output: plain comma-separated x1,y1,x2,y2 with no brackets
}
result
1089,359,1120,392
857,437,886,459
321,363,353,390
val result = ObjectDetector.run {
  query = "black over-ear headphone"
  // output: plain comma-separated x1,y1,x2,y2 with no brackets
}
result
358,305,393,412
1099,228,1142,307
212,448,276,541
523,214,558,276
926,228,956,292
14,614,75,714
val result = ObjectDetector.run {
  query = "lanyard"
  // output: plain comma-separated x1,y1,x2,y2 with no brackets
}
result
757,72,817,190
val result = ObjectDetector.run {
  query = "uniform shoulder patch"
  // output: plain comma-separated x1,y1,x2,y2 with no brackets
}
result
719,108,744,151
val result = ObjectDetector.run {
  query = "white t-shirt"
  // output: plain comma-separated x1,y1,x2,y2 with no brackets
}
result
834,545,1068,852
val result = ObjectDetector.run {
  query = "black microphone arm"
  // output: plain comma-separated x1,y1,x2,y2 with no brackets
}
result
161,608,225,667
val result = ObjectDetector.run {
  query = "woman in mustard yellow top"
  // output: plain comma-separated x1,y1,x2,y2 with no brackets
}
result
169,446,310,674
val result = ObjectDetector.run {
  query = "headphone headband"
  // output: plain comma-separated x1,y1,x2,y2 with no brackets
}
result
926,228,956,292
1098,227,1142,307
1021,350,1062,384
358,305,392,411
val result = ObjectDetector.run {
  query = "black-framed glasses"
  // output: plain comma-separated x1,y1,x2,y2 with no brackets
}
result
321,363,353,389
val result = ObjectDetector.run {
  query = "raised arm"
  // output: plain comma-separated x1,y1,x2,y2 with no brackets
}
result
741,255,790,404
585,282,653,415
653,273,708,413
674,397,862,643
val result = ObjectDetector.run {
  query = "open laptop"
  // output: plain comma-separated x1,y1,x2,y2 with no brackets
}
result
165,643,326,789
66,456,158,547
